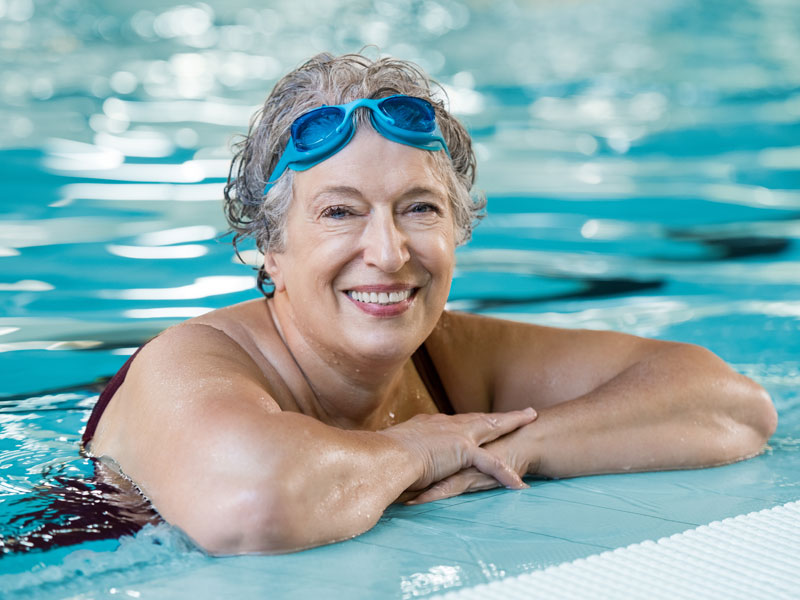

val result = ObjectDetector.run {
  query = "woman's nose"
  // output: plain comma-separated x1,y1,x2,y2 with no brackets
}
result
361,211,410,272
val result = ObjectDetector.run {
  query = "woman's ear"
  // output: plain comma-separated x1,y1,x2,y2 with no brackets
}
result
263,252,286,293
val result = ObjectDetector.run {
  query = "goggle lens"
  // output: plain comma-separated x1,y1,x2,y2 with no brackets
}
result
293,106,345,152
380,96,436,132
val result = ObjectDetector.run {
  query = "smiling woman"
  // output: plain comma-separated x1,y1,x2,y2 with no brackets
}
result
268,129,455,366
80,52,777,556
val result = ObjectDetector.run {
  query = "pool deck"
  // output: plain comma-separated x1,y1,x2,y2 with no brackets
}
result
434,500,800,600
47,446,798,600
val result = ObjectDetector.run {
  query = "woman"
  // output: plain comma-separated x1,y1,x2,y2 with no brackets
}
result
82,52,777,555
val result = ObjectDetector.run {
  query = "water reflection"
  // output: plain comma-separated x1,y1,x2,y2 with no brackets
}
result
0,280,53,292
0,460,161,556
101,97,250,126
106,244,208,259
123,307,213,319
93,130,175,158
0,340,103,353
103,275,255,300
135,225,217,245
42,139,123,171
58,182,224,203
401,564,463,599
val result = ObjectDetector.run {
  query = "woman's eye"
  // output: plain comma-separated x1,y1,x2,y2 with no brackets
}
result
321,206,352,219
408,202,439,214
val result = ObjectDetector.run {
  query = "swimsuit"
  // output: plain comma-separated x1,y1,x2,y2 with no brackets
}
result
82,341,454,446
410,343,454,416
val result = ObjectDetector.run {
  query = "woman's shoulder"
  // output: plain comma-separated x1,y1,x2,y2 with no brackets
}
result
186,298,273,342
430,309,585,349
424,310,587,412
137,301,265,366
428,309,538,346
167,299,286,368
128,298,297,410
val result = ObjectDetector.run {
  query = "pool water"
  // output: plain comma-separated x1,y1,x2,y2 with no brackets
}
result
1,0,799,598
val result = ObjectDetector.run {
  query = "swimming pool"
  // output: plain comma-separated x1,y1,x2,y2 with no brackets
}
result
1,0,799,597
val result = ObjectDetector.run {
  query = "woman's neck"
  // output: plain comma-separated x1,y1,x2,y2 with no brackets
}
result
266,297,416,430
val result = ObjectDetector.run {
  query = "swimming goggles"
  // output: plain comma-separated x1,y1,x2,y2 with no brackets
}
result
263,95,450,195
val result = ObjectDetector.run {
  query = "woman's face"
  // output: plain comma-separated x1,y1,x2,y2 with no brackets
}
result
265,127,456,362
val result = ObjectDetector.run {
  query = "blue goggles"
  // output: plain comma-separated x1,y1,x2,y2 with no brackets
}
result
263,95,450,195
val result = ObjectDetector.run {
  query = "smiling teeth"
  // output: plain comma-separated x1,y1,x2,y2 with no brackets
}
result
348,289,412,304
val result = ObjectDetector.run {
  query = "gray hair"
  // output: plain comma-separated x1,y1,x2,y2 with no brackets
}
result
223,52,486,294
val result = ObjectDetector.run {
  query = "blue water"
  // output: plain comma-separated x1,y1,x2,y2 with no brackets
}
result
1,0,800,598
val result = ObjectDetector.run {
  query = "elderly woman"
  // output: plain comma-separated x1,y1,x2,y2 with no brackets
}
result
81,53,777,555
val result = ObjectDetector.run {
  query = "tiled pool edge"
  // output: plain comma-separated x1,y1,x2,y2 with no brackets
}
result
433,500,800,600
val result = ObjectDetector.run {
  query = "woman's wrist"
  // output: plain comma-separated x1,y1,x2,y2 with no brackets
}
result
371,428,427,491
488,420,543,478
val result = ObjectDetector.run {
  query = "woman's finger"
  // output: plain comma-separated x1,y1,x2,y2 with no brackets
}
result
394,489,422,504
465,407,537,446
408,469,498,504
471,447,528,489
382,407,537,492
468,408,537,446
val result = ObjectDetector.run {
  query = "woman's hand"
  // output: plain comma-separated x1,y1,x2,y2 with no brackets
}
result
404,422,538,504
381,408,537,495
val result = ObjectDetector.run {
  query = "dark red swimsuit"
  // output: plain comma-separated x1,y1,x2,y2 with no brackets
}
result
82,342,454,446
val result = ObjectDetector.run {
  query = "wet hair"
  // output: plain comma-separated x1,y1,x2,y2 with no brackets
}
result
223,51,486,294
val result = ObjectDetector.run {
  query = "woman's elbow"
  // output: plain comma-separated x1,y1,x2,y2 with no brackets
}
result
176,484,310,556
740,380,777,447
683,345,777,452
719,377,777,461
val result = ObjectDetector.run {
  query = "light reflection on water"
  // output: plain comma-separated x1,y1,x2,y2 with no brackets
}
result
0,0,799,597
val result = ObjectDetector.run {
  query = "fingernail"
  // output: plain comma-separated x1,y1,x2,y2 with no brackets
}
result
524,407,536,417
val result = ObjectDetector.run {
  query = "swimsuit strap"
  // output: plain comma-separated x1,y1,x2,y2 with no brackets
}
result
412,343,455,415
81,345,147,447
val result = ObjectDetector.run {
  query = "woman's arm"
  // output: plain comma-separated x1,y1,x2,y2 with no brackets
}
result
414,312,777,502
522,341,775,476
91,323,535,555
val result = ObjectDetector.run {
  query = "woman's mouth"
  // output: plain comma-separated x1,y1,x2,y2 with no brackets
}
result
344,287,417,317
346,289,414,305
